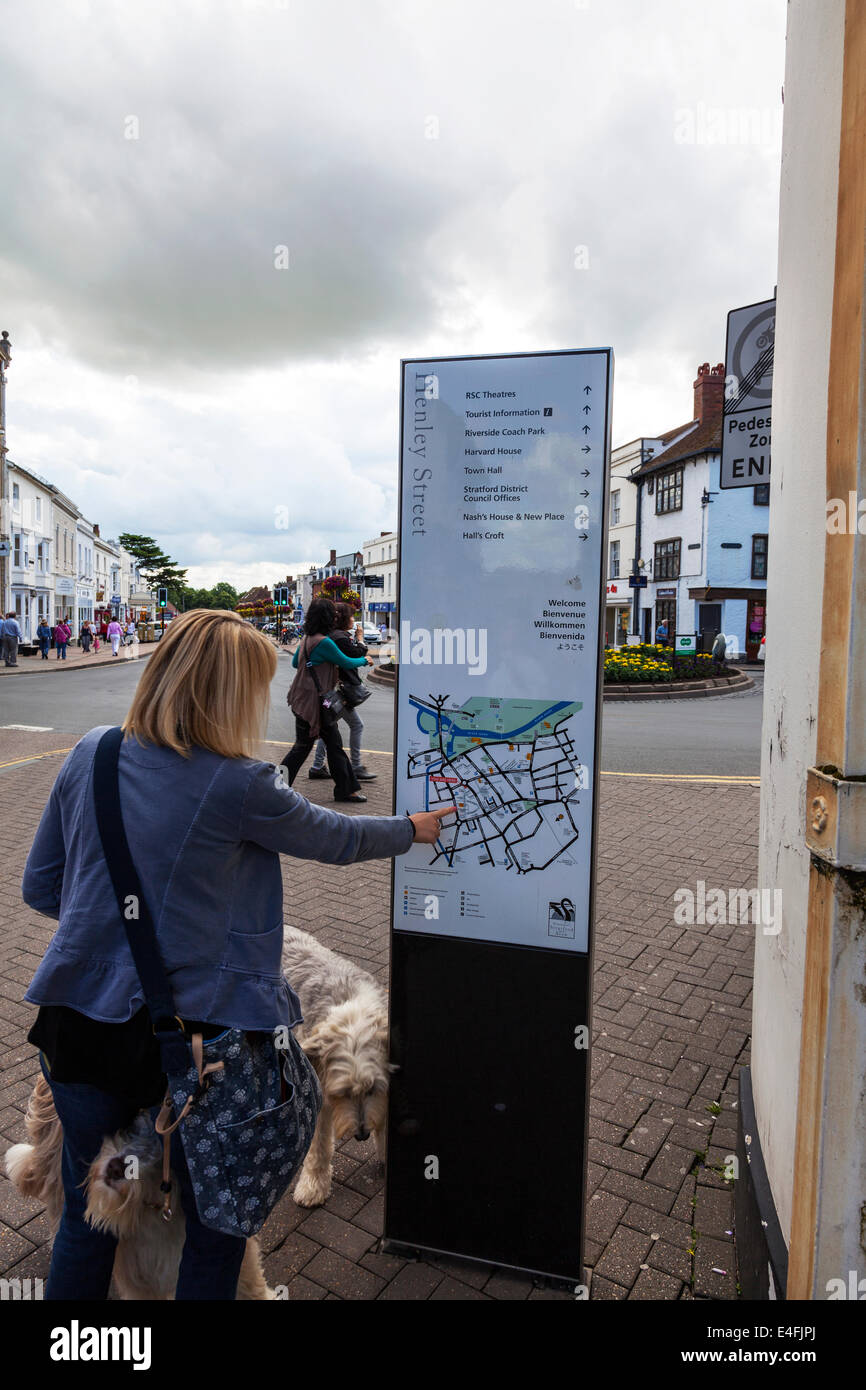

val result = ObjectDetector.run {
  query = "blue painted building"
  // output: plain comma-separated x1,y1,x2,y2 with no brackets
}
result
629,363,769,658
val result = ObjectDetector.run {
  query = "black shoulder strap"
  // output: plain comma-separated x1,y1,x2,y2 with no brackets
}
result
92,727,189,1073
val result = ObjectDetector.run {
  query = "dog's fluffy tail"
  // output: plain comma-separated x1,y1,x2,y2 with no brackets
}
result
4,1142,48,1202
4,1074,65,1222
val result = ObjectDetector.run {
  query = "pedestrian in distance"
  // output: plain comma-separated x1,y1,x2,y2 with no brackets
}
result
1,611,22,667
107,617,124,656
281,598,369,802
20,608,453,1301
80,620,93,654
124,619,137,646
36,617,52,660
53,617,71,660
309,601,376,784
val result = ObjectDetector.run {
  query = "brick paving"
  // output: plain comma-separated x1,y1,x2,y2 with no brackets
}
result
0,729,755,1299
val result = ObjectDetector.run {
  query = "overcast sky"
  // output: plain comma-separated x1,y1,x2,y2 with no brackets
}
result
2,0,785,591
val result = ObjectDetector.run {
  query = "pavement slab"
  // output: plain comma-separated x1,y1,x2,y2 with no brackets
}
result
0,739,757,1299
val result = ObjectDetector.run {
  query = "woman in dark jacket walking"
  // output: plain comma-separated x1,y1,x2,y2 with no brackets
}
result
281,598,369,803
36,619,52,659
21,608,453,1300
309,601,376,782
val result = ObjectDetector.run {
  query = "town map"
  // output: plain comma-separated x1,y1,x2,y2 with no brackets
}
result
406,694,586,874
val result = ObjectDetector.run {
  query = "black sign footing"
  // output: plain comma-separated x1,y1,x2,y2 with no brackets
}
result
384,931,590,1284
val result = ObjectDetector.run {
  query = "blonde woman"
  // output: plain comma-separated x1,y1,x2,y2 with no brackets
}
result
21,609,452,1301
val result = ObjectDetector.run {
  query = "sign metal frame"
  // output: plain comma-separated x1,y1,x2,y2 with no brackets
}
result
383,347,613,1283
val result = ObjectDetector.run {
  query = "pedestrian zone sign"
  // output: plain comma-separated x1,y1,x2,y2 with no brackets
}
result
720,296,774,488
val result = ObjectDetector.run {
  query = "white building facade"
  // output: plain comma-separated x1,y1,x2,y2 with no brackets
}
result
361,531,398,630
75,517,96,632
631,364,770,658
8,461,54,641
605,441,640,645
51,488,79,625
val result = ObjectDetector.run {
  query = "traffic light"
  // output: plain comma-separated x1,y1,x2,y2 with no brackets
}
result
157,587,168,608
273,586,289,607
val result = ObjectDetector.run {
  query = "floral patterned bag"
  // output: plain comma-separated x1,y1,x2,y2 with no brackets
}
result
93,727,321,1237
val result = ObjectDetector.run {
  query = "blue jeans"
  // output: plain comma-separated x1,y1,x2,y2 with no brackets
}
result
41,1057,247,1300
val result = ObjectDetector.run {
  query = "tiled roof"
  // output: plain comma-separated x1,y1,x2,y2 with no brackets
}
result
631,411,723,477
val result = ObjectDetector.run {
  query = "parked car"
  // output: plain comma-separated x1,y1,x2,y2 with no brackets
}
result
362,624,382,644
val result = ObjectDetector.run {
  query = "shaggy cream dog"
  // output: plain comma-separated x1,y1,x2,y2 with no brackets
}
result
282,927,390,1208
5,1076,272,1300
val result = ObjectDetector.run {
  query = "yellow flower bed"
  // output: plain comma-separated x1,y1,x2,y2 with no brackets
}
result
604,644,715,683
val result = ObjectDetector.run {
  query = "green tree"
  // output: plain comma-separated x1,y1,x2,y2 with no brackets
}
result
119,534,187,607
209,582,239,610
118,534,171,579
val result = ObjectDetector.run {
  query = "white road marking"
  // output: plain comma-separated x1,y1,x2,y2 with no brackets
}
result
1,723,54,731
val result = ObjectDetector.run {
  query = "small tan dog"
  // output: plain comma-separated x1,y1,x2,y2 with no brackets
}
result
5,1075,272,1300
283,927,390,1208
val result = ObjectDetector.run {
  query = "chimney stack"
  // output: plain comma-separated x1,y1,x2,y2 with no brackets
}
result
329,548,336,566
693,362,726,423
93,523,100,537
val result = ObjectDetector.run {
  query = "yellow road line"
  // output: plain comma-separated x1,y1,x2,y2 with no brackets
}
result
599,769,759,785
260,742,758,785
1,739,758,787
0,746,74,769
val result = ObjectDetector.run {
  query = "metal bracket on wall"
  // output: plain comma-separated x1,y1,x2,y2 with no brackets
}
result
805,767,866,871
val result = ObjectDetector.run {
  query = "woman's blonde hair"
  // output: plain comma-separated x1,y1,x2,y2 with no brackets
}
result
123,609,277,758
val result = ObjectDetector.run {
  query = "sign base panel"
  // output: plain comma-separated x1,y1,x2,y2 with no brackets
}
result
384,931,589,1282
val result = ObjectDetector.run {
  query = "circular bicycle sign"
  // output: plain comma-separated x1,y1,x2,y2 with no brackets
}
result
731,303,775,405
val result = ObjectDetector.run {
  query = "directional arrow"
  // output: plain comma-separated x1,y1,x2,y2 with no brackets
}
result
579,489,589,498
583,385,592,395
582,404,591,415
581,446,591,454
581,468,590,476
582,425,591,434
578,531,588,541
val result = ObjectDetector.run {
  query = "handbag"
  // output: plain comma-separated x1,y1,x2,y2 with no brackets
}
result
92,726,321,1238
340,678,372,708
308,658,347,724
